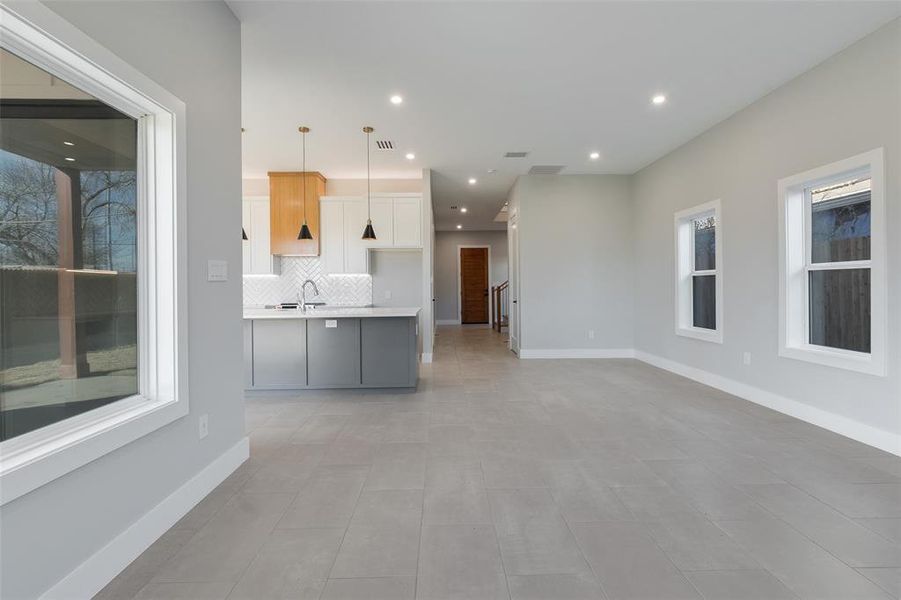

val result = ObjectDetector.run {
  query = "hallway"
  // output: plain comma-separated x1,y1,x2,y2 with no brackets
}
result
97,327,900,599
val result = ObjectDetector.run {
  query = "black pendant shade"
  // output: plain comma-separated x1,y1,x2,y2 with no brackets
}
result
362,219,376,240
242,227,248,240
298,222,313,240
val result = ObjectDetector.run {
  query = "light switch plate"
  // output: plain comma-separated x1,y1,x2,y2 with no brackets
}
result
207,259,228,282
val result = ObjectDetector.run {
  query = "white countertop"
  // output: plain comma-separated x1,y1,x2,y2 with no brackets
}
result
243,306,421,320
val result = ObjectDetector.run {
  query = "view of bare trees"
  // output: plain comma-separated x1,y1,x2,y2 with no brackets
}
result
0,150,136,270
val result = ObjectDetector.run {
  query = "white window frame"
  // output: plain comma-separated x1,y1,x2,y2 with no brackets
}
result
674,199,723,344
778,148,885,376
0,4,188,505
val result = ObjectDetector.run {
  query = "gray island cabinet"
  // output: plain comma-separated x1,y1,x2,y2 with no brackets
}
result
243,307,419,390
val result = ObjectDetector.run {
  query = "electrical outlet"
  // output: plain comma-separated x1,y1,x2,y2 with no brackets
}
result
198,413,209,439
743,352,752,366
588,329,595,340
384,290,392,300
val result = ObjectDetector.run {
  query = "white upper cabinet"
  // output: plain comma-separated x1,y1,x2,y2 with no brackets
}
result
343,198,370,274
321,194,422,274
368,197,394,249
392,196,422,248
242,196,279,275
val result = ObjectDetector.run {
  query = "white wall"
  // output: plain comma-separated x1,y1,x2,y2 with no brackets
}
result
371,250,423,308
509,175,634,354
631,19,901,443
0,2,245,598
435,231,508,323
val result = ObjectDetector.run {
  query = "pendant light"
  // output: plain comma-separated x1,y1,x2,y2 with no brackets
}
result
361,126,376,240
297,126,314,240
241,127,249,241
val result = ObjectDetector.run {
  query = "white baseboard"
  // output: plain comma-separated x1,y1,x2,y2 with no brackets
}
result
421,353,433,364
41,437,250,600
519,348,636,359
634,351,901,457
436,319,461,326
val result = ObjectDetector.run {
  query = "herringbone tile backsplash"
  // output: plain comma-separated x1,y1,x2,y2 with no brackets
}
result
243,257,372,306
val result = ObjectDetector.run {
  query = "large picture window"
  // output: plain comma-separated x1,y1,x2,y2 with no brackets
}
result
1,49,139,441
674,200,723,343
778,149,885,376
0,4,187,505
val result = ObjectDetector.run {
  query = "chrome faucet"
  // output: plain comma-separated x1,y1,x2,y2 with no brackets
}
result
299,279,320,313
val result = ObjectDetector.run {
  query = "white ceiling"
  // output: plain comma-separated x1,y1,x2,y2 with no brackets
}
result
231,1,899,231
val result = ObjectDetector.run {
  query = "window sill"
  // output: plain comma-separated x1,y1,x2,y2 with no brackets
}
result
0,394,187,505
779,344,885,377
676,326,723,344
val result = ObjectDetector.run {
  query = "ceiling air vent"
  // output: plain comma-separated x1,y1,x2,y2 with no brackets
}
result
504,151,529,158
528,165,565,175
375,140,395,150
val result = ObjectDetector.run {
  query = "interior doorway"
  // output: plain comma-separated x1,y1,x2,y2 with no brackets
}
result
458,246,490,324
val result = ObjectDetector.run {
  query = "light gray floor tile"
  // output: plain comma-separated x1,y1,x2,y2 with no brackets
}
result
714,518,892,599
329,523,421,578
290,415,349,443
857,568,901,598
365,443,427,490
489,489,592,576
277,465,368,529
95,530,196,600
646,515,760,571
571,522,701,600
320,577,416,600
227,528,344,599
417,524,508,600
134,582,234,599
857,518,901,544
102,328,901,600
686,570,798,600
742,483,901,567
153,493,293,583
507,573,605,600
795,482,901,518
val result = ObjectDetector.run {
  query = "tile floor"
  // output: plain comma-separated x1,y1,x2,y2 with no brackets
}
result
97,326,901,599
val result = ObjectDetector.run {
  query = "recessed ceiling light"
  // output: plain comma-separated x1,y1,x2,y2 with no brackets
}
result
652,94,667,105
456,224,462,229
468,178,477,185
63,141,75,146
64,157,76,161
405,152,415,160
390,95,403,105
589,152,600,160
460,207,468,213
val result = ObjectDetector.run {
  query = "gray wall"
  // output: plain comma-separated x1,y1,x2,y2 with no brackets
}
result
631,19,900,435
371,250,423,308
435,231,508,323
510,175,634,351
0,2,244,598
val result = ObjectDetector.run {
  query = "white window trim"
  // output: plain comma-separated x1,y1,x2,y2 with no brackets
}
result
674,199,723,344
777,148,886,377
0,4,188,505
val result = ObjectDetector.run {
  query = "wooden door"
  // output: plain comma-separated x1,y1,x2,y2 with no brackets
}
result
460,247,489,324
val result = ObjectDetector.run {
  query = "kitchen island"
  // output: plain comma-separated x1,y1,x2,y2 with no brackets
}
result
243,307,420,390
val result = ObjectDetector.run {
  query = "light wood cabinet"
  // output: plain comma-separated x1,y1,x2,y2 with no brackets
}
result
268,171,325,256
